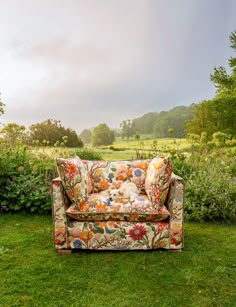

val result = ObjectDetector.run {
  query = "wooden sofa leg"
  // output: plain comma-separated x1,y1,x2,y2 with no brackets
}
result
57,249,72,255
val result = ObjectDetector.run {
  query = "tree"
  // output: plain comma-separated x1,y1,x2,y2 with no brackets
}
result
120,120,135,139
154,106,193,138
91,123,114,146
1,123,27,145
187,31,236,137
29,119,83,147
79,129,92,144
132,112,157,135
168,128,174,138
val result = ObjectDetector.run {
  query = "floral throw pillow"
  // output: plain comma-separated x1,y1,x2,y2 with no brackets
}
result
145,156,172,209
56,156,90,209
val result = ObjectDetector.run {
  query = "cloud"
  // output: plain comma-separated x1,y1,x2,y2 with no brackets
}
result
1,0,235,132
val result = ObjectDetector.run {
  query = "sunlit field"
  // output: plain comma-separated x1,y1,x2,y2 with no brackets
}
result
29,137,191,161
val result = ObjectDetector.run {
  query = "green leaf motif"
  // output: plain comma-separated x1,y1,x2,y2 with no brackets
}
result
97,227,104,234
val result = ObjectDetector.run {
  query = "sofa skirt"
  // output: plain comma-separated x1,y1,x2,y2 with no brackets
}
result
63,221,171,250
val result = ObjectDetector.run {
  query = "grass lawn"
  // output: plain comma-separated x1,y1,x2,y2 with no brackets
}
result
0,214,236,306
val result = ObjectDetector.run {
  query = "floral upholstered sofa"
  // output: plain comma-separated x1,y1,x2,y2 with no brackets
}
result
52,155,184,253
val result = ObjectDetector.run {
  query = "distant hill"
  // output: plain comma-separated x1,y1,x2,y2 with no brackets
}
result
132,105,193,138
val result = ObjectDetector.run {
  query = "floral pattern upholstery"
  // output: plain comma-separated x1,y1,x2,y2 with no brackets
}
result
86,159,150,194
67,221,170,250
52,156,184,251
56,156,92,208
66,192,170,222
145,156,172,209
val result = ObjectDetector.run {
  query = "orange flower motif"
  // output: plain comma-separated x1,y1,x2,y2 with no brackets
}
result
98,179,110,191
79,230,93,242
80,202,89,212
127,169,132,177
129,214,139,220
66,162,77,175
96,203,108,212
73,186,81,198
134,161,149,170
111,204,121,212
107,222,115,228
98,222,107,228
117,199,126,203
118,175,125,180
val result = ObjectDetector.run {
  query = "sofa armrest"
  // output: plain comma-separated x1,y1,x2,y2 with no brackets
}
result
166,173,184,249
51,178,71,250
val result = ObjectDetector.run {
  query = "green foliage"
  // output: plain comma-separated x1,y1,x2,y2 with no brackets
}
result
120,119,135,139
132,112,157,135
168,127,174,137
0,145,55,213
154,106,193,138
185,160,236,223
212,131,230,146
79,129,92,144
91,123,114,146
187,133,200,144
169,146,236,223
1,123,27,145
29,119,83,148
74,147,103,160
187,31,236,137
200,132,208,144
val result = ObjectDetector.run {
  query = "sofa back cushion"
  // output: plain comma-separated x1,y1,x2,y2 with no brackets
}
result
86,159,150,193
56,156,91,207
145,156,172,209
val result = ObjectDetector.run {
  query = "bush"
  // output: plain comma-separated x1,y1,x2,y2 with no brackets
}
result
0,145,55,213
74,147,103,160
185,160,236,223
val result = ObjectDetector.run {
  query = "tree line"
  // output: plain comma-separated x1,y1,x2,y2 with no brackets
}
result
0,119,83,147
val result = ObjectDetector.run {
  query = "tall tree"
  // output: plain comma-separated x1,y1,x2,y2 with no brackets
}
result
91,123,114,146
187,31,236,136
120,120,135,139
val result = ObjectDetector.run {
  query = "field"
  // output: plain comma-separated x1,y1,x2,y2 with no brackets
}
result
0,214,236,306
92,137,190,160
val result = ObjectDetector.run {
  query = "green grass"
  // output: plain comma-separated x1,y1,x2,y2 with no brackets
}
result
1,214,236,306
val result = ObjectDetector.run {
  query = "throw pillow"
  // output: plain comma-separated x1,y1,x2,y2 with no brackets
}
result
56,156,90,208
145,156,172,209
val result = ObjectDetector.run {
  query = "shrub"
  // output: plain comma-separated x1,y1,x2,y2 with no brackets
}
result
0,145,55,213
185,160,236,223
74,147,103,160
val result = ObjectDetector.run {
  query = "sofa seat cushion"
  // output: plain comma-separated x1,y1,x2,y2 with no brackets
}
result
66,191,170,222
85,159,150,194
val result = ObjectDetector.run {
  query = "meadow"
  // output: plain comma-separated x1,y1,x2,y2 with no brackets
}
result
0,214,236,306
0,137,236,306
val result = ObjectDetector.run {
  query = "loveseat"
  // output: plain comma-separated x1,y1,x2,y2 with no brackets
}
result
52,156,184,253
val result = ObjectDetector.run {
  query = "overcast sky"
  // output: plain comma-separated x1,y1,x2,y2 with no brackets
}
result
0,0,236,133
